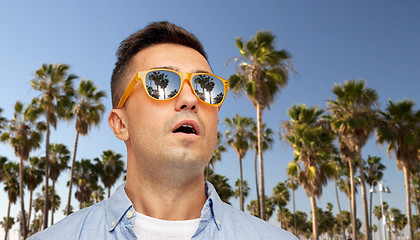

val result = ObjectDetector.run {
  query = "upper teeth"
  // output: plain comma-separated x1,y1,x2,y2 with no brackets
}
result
182,124,196,133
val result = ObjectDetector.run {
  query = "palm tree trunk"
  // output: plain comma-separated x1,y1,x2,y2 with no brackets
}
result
257,104,265,220
292,188,297,236
254,150,260,218
108,187,111,199
414,171,420,216
239,157,244,211
19,157,27,238
43,117,50,229
67,131,79,215
4,199,11,240
310,195,318,240
348,195,352,237
279,207,283,228
335,180,346,240
369,190,373,240
356,151,370,240
403,166,414,240
348,156,357,240
50,180,55,225
27,189,33,228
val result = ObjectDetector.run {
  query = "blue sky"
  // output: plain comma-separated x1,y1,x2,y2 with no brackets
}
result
1,0,419,238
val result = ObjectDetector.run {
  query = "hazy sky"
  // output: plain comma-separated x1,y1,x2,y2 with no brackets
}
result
1,1,419,238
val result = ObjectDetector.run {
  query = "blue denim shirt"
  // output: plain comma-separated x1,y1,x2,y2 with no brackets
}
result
28,182,297,240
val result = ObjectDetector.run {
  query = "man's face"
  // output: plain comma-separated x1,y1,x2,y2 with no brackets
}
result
121,43,219,174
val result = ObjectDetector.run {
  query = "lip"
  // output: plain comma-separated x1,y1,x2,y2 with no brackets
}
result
171,119,201,136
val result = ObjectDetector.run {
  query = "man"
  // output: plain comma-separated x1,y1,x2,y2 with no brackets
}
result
29,21,297,240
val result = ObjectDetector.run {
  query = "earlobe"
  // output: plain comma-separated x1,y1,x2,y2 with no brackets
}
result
108,109,129,141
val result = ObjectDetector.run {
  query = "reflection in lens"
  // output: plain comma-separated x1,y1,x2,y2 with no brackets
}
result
193,75,225,104
146,71,180,100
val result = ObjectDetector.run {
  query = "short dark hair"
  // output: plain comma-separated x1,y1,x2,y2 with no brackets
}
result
110,21,208,108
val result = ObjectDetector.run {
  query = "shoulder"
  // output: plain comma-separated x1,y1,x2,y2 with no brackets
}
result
28,201,106,240
219,202,297,240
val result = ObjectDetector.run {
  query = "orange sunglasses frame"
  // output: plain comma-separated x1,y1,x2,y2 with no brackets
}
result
117,69,229,109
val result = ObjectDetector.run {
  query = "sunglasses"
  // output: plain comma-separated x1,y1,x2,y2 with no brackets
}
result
117,69,229,109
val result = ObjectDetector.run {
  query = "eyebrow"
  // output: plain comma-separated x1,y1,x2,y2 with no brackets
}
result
151,66,212,74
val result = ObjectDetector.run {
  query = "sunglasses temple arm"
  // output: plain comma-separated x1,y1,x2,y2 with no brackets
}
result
117,77,140,109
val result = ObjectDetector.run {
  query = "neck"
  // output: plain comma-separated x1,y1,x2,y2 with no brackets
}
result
125,157,207,221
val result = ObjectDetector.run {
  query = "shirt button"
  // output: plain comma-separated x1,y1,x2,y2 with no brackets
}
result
126,210,133,219
111,220,116,228
216,219,221,226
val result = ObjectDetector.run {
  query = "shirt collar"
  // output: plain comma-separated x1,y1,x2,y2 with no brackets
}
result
203,181,224,230
105,183,133,231
104,181,225,231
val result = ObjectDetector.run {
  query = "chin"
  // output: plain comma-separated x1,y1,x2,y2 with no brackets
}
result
164,153,207,170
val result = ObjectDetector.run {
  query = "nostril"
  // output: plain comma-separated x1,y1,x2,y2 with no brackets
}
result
191,106,196,110
181,105,187,109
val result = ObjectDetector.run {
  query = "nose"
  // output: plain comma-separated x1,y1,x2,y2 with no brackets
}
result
174,79,198,112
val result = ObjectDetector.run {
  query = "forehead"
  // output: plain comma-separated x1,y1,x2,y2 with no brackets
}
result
129,43,212,74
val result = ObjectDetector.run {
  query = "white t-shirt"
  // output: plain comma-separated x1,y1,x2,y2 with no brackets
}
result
133,211,201,240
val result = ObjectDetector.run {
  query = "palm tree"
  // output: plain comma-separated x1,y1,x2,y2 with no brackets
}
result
286,176,298,236
228,31,295,219
333,155,349,240
277,207,292,231
0,156,7,220
340,210,352,238
247,195,275,220
388,208,407,240
0,107,5,132
193,75,210,101
283,104,337,239
30,63,76,228
32,185,61,227
376,99,420,240
411,166,420,217
292,211,310,239
224,114,253,211
0,101,44,238
364,155,386,237
206,131,226,180
24,156,44,227
47,143,70,224
250,121,274,218
91,185,105,203
316,206,336,239
0,217,15,238
373,202,389,240
2,160,19,240
95,150,124,198
206,168,233,204
272,182,290,228
234,179,250,204
66,79,105,215
28,214,42,236
327,79,379,240
72,159,99,209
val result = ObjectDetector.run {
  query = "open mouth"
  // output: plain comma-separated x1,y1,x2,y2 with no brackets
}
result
173,124,197,134
172,121,199,135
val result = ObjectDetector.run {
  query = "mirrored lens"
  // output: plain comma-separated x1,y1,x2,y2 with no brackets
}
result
192,74,225,105
145,71,181,100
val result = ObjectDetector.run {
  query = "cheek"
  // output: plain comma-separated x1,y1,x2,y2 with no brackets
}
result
126,104,164,144
205,111,219,148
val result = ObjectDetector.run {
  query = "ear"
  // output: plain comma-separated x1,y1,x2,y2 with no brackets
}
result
108,109,129,141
